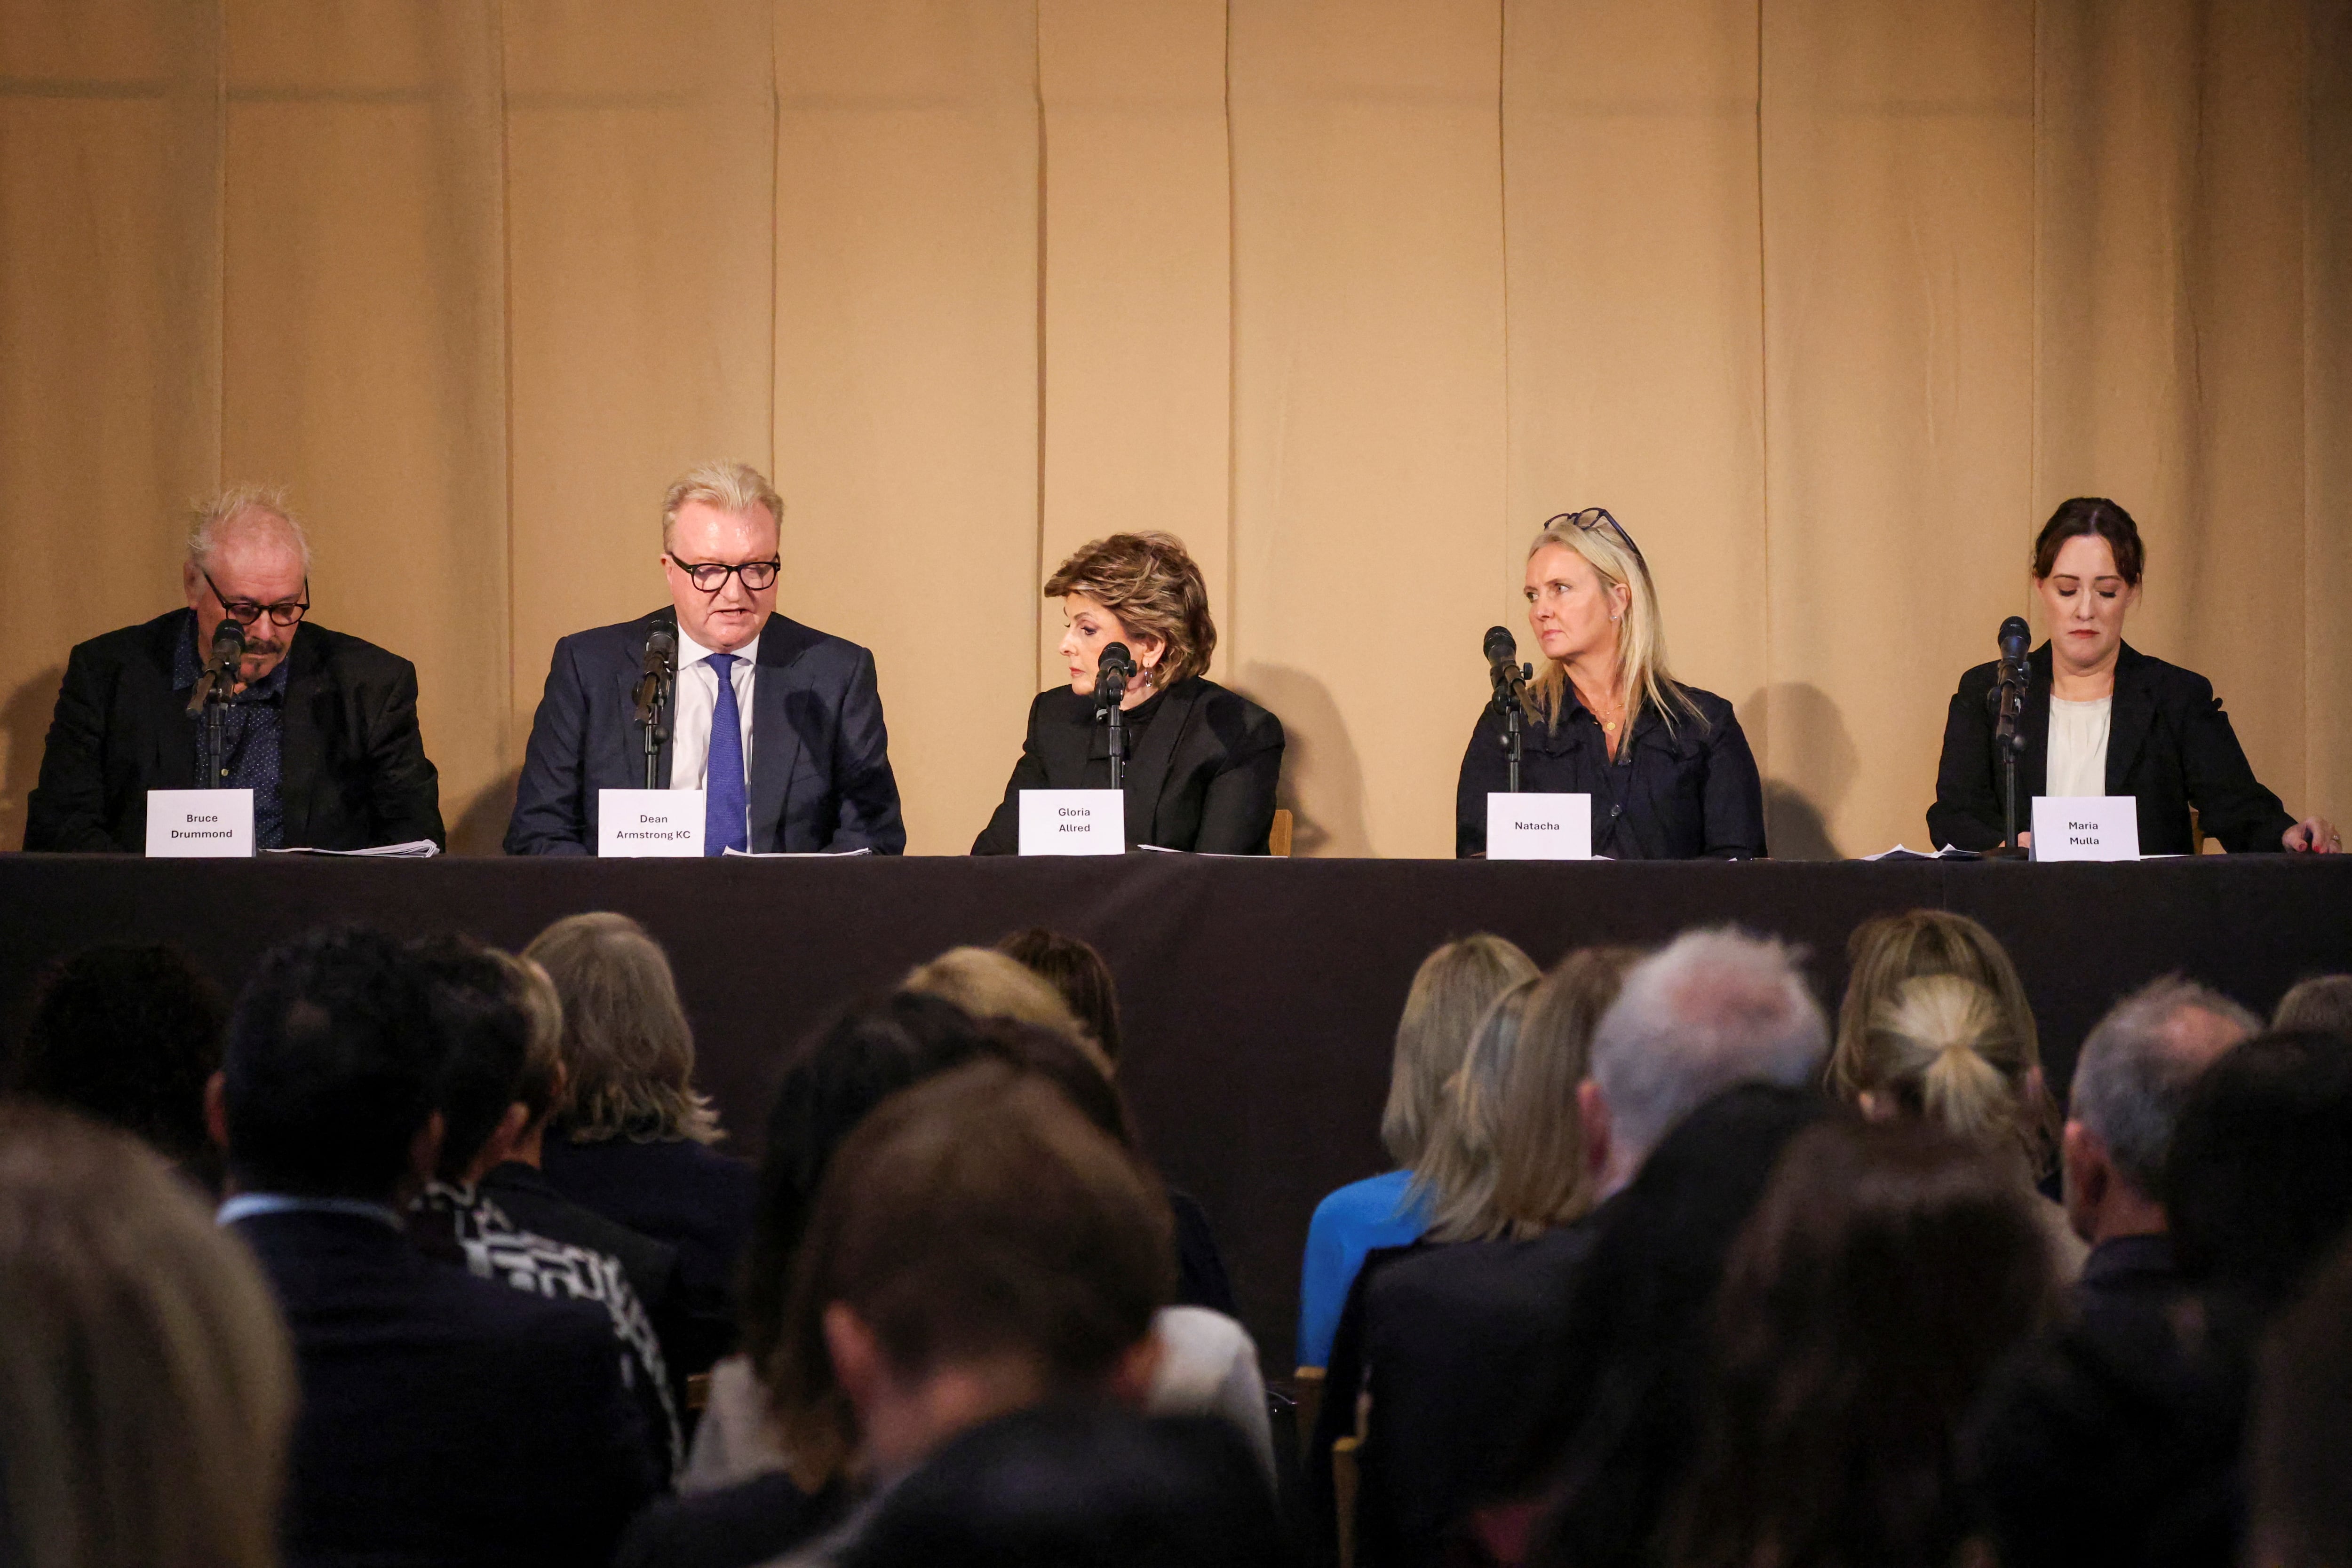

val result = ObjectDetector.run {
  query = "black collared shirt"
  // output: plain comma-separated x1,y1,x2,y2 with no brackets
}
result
1454,682,1767,859
171,610,291,848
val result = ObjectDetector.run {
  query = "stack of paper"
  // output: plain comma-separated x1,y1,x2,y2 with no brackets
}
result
263,840,441,858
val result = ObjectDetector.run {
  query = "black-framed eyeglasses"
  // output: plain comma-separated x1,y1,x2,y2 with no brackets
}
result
668,555,781,593
203,568,310,627
1545,508,1647,573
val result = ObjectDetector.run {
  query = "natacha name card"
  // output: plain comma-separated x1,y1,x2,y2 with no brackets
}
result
1486,793,1594,860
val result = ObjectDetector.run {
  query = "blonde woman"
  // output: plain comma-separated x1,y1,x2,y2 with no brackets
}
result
973,532,1285,855
1295,934,1538,1367
525,911,755,1342
1833,908,2041,1078
1836,972,2084,1277
1456,509,1764,858
0,1102,295,1568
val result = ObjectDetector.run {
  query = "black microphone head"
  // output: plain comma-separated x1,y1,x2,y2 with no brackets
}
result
1484,626,1517,664
645,623,677,658
1998,615,2031,660
209,618,246,656
1100,641,1135,673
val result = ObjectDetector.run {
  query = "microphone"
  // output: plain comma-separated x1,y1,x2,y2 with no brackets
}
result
634,624,677,726
1991,615,2032,752
1095,642,1137,712
1484,626,1529,705
1998,615,2031,668
186,618,246,715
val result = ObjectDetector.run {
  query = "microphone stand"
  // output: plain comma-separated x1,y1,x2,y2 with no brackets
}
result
1491,662,1529,794
1990,658,2030,858
1097,668,1129,791
635,665,673,790
202,685,228,788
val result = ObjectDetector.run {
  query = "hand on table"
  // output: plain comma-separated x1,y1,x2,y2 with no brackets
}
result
2284,816,2344,854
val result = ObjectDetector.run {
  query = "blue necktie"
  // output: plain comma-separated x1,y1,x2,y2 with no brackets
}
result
704,652,748,855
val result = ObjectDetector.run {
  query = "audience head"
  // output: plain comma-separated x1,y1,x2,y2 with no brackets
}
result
406,936,535,1184
996,928,1124,1061
1406,978,1536,1239
10,942,225,1178
1432,947,1641,1243
1833,910,2039,1097
2274,974,2352,1038
2063,975,2257,1244
0,1103,296,1568
768,1061,1174,1488
1672,1119,2057,1568
1587,928,1828,1192
502,951,567,1136
1380,934,1539,1169
2166,1028,2352,1318
1839,973,2056,1179
902,947,1095,1059
524,911,719,1145
741,991,999,1363
2248,1233,2352,1568
219,927,445,1202
839,1406,1285,1568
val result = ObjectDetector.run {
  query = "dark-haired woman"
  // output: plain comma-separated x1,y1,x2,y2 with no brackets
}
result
972,532,1284,855
1930,498,2340,855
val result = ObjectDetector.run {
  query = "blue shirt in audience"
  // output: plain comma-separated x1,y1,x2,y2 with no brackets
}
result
1296,1169,1430,1369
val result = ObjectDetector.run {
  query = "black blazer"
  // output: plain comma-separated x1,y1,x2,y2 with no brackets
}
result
540,1137,758,1367
971,677,1285,855
1929,642,2295,855
504,607,904,855
231,1208,657,1568
23,609,444,852
1454,684,1765,859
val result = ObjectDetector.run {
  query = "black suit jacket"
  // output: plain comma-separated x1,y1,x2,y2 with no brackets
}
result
540,1137,758,1369
1929,642,2295,855
504,607,904,855
230,1208,657,1568
971,677,1284,854
24,609,444,852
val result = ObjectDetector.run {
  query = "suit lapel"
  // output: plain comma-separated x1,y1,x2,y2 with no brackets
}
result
2104,643,2156,794
278,626,324,844
1119,680,1200,847
747,614,809,851
146,611,204,792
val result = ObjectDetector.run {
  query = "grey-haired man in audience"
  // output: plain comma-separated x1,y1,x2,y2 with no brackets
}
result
1580,926,1832,1196
2061,975,2259,1315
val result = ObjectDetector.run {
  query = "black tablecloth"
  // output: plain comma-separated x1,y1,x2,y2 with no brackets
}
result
4,853,2345,1359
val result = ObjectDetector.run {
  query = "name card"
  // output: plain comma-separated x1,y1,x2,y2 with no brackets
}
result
1486,792,1593,860
599,789,705,857
2031,795,2141,862
146,789,255,857
1019,789,1126,855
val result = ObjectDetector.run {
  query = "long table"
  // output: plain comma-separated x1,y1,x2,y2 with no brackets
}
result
3,853,2346,1360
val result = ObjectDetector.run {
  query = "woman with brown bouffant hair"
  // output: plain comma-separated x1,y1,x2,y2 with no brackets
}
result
972,532,1285,855
1669,1119,2057,1568
1928,495,2336,855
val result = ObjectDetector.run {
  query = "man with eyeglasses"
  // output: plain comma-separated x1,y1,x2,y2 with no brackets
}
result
505,460,904,855
24,486,445,852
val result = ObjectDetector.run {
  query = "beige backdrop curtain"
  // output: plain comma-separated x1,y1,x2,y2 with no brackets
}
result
3,0,2344,856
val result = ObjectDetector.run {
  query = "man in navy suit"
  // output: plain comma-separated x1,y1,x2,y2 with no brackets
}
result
504,461,904,855
210,927,657,1567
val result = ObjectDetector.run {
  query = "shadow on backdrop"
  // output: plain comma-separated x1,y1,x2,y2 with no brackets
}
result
1745,682,1858,861
450,766,521,857
1233,662,1370,858
0,666,63,852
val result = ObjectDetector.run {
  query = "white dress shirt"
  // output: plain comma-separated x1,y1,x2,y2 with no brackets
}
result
2046,694,2113,799
668,626,759,793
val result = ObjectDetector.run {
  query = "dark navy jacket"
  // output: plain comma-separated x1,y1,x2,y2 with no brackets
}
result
504,607,903,855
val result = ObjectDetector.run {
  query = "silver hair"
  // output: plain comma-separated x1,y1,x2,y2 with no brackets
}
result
186,485,312,574
2070,975,2259,1195
1588,927,1828,1169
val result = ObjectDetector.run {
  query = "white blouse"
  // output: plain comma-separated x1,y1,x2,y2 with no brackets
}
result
2047,695,2113,798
